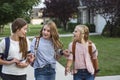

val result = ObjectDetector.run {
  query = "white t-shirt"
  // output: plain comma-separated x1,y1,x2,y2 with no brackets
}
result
0,37,31,75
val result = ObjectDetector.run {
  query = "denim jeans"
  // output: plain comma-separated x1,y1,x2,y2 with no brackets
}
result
73,69,94,80
35,64,56,80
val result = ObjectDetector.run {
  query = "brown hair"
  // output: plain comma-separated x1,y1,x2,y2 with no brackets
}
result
12,18,28,59
39,21,63,49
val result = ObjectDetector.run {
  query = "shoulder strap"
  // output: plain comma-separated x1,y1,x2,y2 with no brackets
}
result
72,42,76,61
88,41,93,58
4,37,10,59
72,41,93,61
34,37,40,56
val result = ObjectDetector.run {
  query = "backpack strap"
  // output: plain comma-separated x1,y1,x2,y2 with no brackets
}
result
88,41,100,74
72,42,76,61
4,37,10,59
34,37,40,56
88,41,93,58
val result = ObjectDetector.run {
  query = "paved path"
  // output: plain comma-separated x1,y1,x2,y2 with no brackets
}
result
26,62,120,80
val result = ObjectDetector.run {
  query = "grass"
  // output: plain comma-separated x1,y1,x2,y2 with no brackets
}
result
0,24,120,76
59,36,120,76
0,24,71,37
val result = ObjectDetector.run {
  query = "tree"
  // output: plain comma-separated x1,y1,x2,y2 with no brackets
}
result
81,0,120,37
43,0,79,30
0,0,41,34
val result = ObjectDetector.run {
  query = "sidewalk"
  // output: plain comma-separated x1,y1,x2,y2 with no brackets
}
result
26,62,120,80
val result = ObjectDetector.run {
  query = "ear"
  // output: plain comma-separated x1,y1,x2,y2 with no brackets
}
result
16,28,21,32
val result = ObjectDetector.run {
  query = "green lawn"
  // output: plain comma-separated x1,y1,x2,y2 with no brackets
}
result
0,24,71,37
59,36,120,76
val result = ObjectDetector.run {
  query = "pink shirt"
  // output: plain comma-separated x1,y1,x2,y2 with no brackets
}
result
67,42,98,74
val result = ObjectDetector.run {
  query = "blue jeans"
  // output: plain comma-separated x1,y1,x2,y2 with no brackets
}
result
73,69,94,80
35,64,56,80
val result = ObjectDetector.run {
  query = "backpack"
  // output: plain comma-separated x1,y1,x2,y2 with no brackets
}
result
0,37,10,77
72,41,99,75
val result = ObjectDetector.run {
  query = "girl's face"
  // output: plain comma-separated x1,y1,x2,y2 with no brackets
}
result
73,26,84,41
16,24,28,38
73,27,80,41
42,25,51,39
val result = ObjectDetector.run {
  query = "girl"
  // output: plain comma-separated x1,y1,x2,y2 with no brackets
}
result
0,18,31,80
65,25,99,80
29,21,69,80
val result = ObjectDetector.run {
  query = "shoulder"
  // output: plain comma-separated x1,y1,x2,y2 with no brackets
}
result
69,42,73,46
0,38,6,53
31,37,37,42
26,38,30,42
0,38,5,45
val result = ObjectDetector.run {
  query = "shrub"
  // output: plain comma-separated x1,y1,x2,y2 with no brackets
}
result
67,22,79,32
84,23,96,32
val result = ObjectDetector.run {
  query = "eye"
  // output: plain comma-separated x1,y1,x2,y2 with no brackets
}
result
74,30,77,33
43,28,46,31
47,30,50,32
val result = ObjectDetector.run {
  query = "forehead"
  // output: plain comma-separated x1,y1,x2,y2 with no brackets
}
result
22,24,28,28
43,25,50,30
75,26,84,32
75,26,82,30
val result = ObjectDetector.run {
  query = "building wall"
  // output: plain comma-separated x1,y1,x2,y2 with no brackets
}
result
94,15,106,34
31,19,43,24
78,8,106,34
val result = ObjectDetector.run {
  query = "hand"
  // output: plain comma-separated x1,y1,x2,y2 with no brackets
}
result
8,58,20,64
26,53,35,63
63,49,71,57
94,69,100,77
16,61,28,68
65,66,70,76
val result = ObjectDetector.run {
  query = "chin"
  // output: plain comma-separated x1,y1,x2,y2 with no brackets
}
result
43,36,47,38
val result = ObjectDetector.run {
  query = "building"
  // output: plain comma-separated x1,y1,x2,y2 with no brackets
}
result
31,8,44,25
78,0,106,34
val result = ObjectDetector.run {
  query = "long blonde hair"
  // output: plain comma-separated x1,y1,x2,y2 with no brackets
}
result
39,21,63,49
82,25,89,42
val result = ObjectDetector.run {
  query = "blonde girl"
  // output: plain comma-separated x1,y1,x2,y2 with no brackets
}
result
65,25,98,80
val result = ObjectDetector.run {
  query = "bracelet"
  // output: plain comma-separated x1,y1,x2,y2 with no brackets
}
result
60,50,64,55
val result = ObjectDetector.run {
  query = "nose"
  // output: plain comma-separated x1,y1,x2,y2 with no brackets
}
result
73,31,75,34
25,30,27,33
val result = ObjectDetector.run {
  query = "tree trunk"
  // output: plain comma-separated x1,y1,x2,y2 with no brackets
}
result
0,25,4,34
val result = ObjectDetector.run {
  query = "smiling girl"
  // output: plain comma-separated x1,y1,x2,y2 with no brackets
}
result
29,21,69,80
65,25,98,80
0,18,31,80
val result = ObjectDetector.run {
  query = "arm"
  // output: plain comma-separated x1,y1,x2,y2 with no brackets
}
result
65,59,73,76
0,58,20,65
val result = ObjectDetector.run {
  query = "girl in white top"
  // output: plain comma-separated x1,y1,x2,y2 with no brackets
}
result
0,18,30,80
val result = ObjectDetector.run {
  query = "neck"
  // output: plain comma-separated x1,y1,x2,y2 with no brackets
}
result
11,34,19,41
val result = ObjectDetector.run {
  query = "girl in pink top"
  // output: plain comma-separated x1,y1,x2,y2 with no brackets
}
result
65,25,99,80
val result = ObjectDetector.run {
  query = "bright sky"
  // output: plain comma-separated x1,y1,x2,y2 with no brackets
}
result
33,0,45,8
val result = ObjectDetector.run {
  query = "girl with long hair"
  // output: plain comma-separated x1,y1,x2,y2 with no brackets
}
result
29,21,69,80
0,18,31,80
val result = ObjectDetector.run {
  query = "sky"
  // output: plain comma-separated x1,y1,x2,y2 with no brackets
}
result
33,0,45,8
